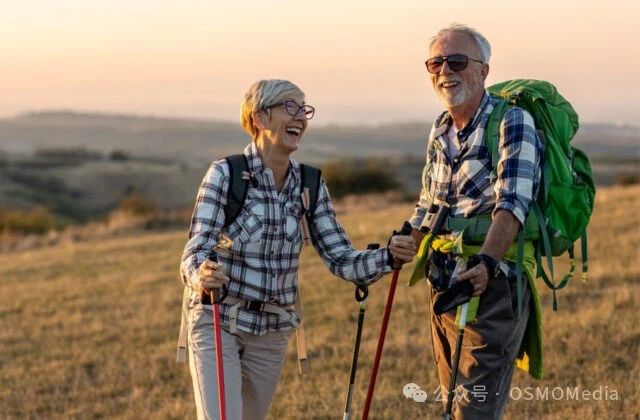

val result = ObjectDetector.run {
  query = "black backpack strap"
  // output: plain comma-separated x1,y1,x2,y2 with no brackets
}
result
299,163,321,225
223,154,250,228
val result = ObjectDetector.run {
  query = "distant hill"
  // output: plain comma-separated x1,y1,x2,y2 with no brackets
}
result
0,111,637,222
2,110,637,164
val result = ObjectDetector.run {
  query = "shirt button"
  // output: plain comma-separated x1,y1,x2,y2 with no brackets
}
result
453,158,459,163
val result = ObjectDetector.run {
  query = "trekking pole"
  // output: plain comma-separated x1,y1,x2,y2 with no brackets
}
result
204,253,228,420
438,257,477,420
444,302,467,420
361,222,413,420
343,243,378,420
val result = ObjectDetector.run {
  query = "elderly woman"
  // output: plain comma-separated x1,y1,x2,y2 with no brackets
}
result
179,79,412,420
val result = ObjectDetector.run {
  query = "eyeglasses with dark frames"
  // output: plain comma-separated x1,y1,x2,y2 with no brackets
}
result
266,100,315,120
425,54,484,74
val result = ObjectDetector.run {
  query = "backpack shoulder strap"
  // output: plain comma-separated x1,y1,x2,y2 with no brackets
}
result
223,154,250,228
485,98,510,170
299,163,322,223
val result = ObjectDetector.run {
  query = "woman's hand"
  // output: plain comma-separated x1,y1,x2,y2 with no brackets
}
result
196,259,230,294
388,235,418,264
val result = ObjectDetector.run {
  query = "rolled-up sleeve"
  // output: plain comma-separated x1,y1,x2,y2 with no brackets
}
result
180,161,228,288
310,177,391,284
493,107,543,225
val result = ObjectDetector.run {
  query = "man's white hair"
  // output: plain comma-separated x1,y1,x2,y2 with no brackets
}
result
240,79,305,139
429,23,492,63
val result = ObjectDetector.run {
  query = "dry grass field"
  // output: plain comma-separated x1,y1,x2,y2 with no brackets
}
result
1,186,638,419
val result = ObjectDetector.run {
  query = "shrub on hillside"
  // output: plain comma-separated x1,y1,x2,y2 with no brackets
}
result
614,172,640,186
34,147,103,161
0,206,59,234
321,158,400,199
116,193,156,215
110,150,130,161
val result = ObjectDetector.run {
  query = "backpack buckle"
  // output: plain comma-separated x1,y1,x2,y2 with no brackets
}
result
244,300,266,312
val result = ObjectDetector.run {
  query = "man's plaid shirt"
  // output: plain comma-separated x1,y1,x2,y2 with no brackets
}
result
409,92,544,278
181,142,391,335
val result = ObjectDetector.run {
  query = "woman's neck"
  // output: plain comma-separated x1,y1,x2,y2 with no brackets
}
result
255,137,289,192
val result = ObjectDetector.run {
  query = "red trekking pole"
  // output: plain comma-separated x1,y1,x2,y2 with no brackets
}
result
361,221,413,420
205,253,227,420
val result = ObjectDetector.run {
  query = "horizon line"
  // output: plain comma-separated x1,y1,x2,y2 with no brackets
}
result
1,108,637,129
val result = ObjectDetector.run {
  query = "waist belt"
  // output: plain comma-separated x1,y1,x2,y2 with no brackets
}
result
445,213,539,243
223,296,298,334
177,291,300,364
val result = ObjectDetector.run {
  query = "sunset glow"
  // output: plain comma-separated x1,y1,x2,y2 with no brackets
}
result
1,0,638,124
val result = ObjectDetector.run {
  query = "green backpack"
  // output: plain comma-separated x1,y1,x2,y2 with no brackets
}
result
485,79,596,310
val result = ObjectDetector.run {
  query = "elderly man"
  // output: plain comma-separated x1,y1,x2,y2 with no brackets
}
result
389,24,544,419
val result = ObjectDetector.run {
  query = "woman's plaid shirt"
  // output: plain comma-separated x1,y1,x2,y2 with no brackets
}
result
409,93,544,277
181,142,391,335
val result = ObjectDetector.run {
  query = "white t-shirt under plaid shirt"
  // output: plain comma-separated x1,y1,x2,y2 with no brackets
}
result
181,142,392,335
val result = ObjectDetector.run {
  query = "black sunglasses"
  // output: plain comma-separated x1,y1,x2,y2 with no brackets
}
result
425,54,484,74
267,100,315,120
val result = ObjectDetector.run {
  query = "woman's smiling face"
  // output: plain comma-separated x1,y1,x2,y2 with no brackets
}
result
260,95,309,154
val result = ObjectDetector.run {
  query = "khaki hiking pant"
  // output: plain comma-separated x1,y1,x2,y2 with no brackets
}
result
188,304,291,420
430,272,531,420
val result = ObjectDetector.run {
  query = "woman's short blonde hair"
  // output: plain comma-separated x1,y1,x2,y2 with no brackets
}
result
240,79,305,139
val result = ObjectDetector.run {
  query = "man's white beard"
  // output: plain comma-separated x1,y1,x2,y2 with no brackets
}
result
436,85,472,108
436,74,484,108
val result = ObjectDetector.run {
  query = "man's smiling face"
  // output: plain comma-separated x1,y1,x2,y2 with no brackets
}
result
429,31,488,109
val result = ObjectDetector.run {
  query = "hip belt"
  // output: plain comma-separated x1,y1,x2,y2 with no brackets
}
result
221,296,299,334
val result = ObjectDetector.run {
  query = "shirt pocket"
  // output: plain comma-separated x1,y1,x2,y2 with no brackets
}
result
233,204,264,245
284,202,303,243
458,149,492,196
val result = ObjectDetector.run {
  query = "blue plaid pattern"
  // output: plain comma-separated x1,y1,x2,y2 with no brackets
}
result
410,92,544,277
181,142,391,335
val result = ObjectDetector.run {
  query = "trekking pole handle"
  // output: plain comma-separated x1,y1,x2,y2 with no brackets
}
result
206,252,228,304
392,221,413,270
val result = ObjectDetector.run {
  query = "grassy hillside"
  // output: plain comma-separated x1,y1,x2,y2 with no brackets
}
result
0,186,638,419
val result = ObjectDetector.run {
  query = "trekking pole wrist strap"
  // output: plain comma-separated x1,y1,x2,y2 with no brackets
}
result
385,247,395,269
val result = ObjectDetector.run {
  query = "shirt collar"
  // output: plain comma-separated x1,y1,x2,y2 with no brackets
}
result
243,141,301,186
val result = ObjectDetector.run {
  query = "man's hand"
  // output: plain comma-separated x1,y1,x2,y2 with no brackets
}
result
457,209,521,296
457,261,490,296
388,235,418,264
196,259,230,294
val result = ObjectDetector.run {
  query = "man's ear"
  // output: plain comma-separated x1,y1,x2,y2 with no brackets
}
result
482,63,490,81
252,110,267,130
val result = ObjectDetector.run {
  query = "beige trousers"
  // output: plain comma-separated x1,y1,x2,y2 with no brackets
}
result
188,304,291,420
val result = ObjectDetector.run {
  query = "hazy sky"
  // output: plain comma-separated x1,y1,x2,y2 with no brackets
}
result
2,0,639,125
